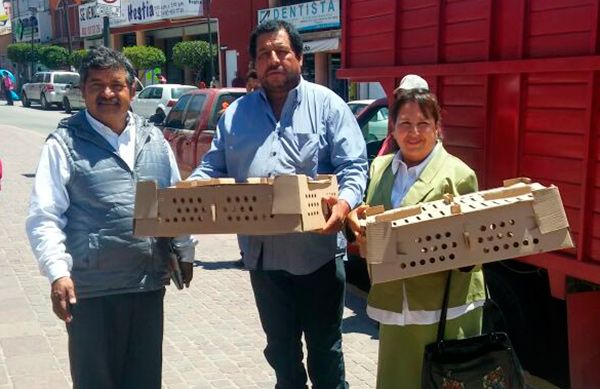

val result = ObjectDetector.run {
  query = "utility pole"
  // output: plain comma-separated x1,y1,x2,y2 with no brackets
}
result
206,0,215,83
62,2,72,55
28,6,36,79
102,16,109,47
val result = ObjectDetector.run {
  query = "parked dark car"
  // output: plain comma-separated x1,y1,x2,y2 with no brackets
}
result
161,88,246,178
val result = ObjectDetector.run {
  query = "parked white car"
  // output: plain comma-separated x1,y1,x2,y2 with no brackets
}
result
131,84,198,123
347,99,375,116
22,71,80,110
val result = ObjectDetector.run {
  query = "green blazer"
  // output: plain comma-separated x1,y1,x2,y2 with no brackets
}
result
366,145,486,313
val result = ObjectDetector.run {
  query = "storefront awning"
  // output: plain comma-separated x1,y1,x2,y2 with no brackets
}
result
303,38,339,54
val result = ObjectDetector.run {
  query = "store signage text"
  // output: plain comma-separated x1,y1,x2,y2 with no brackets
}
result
111,0,203,27
79,3,103,37
258,0,340,32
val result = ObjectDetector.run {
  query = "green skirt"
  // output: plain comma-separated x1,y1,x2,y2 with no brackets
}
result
376,307,483,389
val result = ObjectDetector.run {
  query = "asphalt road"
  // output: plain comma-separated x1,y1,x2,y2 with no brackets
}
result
0,101,73,136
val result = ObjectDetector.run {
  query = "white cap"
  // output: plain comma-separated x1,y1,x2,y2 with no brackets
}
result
393,74,429,94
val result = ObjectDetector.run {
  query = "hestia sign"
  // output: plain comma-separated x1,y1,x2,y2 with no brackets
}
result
110,0,203,27
257,0,340,32
79,3,103,37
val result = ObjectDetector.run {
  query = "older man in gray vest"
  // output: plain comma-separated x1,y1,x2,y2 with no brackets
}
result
26,46,195,389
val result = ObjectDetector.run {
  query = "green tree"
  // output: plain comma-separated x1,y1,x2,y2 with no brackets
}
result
39,45,70,69
122,46,166,76
70,49,88,70
7,42,41,65
172,40,217,82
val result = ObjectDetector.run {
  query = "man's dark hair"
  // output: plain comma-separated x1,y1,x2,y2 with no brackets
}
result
249,20,303,61
246,69,257,80
79,46,136,86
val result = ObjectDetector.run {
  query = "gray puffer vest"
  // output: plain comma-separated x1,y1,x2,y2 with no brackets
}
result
50,111,172,299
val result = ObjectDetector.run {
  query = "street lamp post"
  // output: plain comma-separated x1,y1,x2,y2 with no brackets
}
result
28,6,37,80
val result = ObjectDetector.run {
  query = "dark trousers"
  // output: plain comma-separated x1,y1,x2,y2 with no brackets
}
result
66,289,165,389
5,89,13,105
250,258,348,389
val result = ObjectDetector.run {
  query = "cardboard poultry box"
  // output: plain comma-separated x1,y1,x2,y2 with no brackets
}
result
363,178,574,284
133,174,338,236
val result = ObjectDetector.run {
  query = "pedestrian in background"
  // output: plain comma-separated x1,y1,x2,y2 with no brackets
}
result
245,69,260,93
1,71,14,105
347,75,485,388
189,20,368,388
26,46,196,389
231,71,245,88
157,73,167,84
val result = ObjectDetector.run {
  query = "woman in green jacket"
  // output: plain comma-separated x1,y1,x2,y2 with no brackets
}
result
349,77,486,388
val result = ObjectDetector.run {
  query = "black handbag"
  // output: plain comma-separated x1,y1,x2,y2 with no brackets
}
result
422,272,526,389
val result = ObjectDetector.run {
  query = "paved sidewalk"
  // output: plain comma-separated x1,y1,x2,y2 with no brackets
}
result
0,124,379,389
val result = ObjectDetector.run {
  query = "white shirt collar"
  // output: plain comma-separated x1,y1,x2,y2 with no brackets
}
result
391,141,441,176
85,110,135,141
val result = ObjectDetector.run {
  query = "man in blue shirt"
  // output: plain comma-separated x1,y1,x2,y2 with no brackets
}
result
190,20,367,389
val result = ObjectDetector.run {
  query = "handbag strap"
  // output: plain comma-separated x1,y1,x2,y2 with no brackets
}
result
436,270,493,343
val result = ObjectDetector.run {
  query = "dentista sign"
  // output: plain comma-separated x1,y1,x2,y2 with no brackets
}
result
111,0,203,27
258,0,340,32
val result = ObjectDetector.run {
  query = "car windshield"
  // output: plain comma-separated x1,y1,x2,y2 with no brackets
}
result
171,87,197,99
53,74,80,85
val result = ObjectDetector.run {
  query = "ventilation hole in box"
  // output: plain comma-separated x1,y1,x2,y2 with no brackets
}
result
428,213,433,218
533,238,539,244
480,225,486,232
185,208,190,213
227,216,232,221
478,237,484,243
416,237,422,243
176,208,182,213
507,232,514,238
240,206,245,212
497,233,503,239
503,243,510,250
490,223,497,230
432,204,438,209
481,202,488,207
469,204,476,209
513,242,519,248
441,243,448,250
189,217,194,222
172,198,177,204
244,196,249,202
483,248,490,254
199,216,203,222
445,232,451,238
429,257,436,263
425,235,431,241
202,207,207,213
421,206,427,211
439,255,446,261
226,197,231,203
188,198,194,204
449,254,455,260
235,216,240,221
410,261,416,267
416,216,421,221
165,218,170,223
245,216,250,221
523,240,529,246
252,196,257,202
419,259,426,265
235,196,240,203
421,247,428,253
431,246,438,252
249,206,254,212
440,211,445,216
435,233,442,239
452,242,457,248
253,215,258,221
270,215,275,219
400,263,407,269
509,219,515,225
500,221,505,228
493,246,499,251
404,219,410,223
197,198,202,203
181,217,186,222
487,236,494,242
179,198,185,204
173,217,178,223
194,207,198,213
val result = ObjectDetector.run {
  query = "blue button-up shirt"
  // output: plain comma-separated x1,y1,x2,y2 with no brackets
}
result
190,78,368,274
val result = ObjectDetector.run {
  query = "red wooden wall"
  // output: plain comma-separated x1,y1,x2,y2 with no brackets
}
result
338,0,600,293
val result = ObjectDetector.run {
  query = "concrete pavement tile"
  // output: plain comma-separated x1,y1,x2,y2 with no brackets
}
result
5,354,59,378
11,374,69,389
0,323,43,339
0,336,51,357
